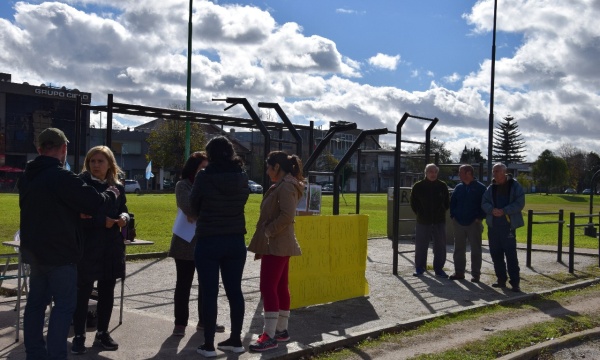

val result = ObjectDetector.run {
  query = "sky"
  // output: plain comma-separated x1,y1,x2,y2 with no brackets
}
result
1,0,599,162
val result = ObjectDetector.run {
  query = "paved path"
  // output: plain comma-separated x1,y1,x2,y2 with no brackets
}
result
1,238,598,359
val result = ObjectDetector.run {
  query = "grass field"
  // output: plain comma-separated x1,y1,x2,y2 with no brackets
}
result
1,192,598,255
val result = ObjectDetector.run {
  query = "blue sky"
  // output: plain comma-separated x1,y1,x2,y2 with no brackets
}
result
1,1,598,161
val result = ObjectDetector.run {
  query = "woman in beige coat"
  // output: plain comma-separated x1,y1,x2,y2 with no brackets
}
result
248,151,304,352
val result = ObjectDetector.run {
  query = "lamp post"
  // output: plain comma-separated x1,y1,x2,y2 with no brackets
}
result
185,0,193,158
486,0,498,185
93,110,104,145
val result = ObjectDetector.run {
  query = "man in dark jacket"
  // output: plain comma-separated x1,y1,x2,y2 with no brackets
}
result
449,165,487,282
410,163,450,278
19,128,119,360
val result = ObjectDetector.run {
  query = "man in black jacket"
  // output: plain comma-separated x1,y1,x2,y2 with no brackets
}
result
410,163,450,278
19,128,120,360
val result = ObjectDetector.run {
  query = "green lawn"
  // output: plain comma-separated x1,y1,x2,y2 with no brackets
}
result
1,192,598,255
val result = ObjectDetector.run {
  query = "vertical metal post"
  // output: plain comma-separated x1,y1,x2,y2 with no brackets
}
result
356,149,361,214
106,94,113,148
74,96,82,172
185,0,193,158
487,0,498,185
526,210,533,268
557,209,564,263
569,212,575,273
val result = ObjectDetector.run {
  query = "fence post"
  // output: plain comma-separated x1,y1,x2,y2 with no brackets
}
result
569,212,575,274
526,210,533,268
557,209,564,263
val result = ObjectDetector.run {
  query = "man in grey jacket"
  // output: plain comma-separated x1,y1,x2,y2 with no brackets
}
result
481,163,525,292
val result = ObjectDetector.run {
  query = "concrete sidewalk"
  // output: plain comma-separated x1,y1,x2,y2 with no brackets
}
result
1,237,599,359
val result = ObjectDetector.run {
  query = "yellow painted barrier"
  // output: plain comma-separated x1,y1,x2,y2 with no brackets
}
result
289,214,369,309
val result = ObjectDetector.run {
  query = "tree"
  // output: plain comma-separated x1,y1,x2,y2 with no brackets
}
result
146,119,206,171
406,139,454,181
556,143,585,190
459,146,486,164
531,150,569,193
492,115,526,165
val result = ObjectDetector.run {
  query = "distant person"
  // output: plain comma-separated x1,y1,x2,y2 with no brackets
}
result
190,136,250,357
409,163,450,278
449,165,487,282
71,146,130,354
248,151,304,352
18,128,119,359
168,151,225,336
481,163,525,292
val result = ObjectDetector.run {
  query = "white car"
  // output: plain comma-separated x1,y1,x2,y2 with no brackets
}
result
248,180,263,194
124,179,141,194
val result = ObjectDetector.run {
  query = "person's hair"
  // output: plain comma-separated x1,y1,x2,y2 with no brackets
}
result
424,163,439,175
82,146,122,186
459,164,474,176
181,151,208,182
266,151,304,181
205,136,244,166
493,163,507,172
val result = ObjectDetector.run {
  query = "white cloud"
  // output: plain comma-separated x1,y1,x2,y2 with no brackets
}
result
1,0,599,162
368,53,400,70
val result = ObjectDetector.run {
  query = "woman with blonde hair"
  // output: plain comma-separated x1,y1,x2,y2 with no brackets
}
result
248,151,304,352
71,146,129,354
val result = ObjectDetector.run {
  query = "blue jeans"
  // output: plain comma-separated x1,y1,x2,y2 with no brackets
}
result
488,226,520,287
24,263,77,360
195,234,247,346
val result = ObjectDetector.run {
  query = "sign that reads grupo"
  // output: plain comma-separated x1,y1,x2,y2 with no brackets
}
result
34,88,91,104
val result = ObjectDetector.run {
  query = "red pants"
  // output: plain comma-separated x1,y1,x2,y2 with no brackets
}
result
260,254,291,312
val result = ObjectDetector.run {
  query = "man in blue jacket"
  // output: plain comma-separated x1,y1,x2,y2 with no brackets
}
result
481,163,525,292
19,128,120,360
449,165,487,282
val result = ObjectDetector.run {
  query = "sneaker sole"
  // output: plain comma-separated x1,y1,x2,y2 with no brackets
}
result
196,349,217,357
275,336,290,342
70,349,87,355
217,345,245,353
249,344,278,352
93,341,118,350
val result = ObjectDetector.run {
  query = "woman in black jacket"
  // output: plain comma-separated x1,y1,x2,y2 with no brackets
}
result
190,136,250,357
71,146,129,354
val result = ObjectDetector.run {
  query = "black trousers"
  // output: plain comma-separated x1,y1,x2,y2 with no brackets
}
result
174,259,202,326
72,278,116,335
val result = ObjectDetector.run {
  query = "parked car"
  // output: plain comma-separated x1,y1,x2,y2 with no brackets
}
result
322,183,341,194
582,189,592,195
564,188,577,194
163,179,175,189
248,180,263,194
124,179,141,193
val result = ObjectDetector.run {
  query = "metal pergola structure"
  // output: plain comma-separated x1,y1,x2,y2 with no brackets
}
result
75,94,313,190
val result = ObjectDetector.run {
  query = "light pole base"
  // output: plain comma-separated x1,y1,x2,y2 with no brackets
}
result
584,226,597,238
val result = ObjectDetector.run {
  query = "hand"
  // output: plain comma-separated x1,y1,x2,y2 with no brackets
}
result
492,208,504,217
80,213,92,219
107,186,120,198
186,215,197,223
105,217,118,228
116,215,127,228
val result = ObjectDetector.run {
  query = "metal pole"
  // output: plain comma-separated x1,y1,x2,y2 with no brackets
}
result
569,212,575,273
526,210,533,268
185,0,193,158
486,0,498,185
557,209,563,263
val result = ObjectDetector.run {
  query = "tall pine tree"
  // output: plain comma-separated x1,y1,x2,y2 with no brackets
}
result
492,115,526,166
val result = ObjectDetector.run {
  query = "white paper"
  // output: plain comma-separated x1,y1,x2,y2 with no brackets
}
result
172,208,196,243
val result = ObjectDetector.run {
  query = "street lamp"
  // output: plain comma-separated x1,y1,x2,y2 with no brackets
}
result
486,0,498,185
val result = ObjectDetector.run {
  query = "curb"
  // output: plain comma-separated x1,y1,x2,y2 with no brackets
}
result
290,278,600,359
497,326,600,360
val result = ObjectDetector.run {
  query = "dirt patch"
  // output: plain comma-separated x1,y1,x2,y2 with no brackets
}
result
337,285,600,360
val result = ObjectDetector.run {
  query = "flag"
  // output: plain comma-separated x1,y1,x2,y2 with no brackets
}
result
65,161,71,171
145,161,154,180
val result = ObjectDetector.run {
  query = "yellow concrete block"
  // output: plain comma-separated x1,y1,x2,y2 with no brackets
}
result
289,214,369,309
